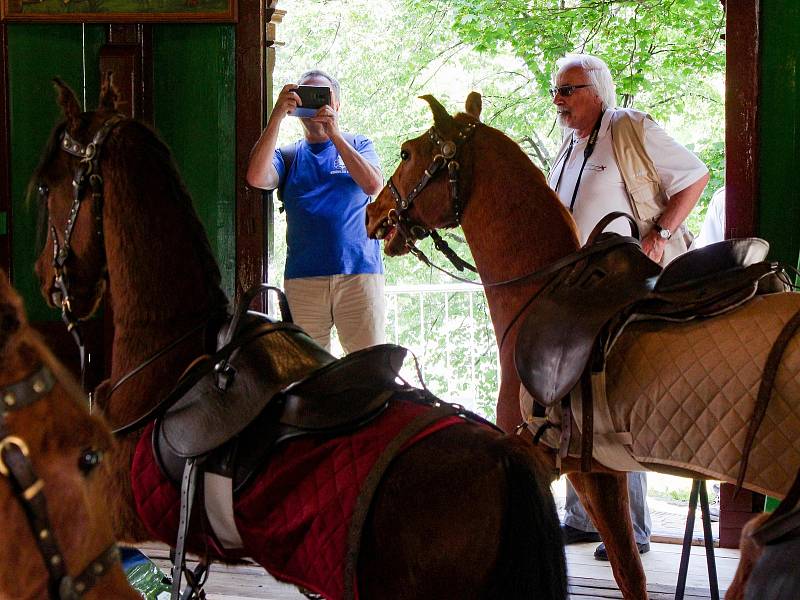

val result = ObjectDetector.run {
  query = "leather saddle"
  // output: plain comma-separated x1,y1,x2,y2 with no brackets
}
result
515,235,781,408
153,283,410,489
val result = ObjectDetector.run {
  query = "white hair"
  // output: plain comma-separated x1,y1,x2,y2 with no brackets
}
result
555,54,617,110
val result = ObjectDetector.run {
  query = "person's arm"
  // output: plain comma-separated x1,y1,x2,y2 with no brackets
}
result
641,172,709,262
311,105,383,195
246,84,300,190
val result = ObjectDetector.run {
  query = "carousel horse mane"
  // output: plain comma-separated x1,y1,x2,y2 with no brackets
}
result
0,270,138,599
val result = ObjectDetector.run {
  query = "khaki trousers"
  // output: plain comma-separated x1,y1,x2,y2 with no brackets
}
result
283,274,386,354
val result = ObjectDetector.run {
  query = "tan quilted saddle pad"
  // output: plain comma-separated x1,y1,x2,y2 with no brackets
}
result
601,291,800,498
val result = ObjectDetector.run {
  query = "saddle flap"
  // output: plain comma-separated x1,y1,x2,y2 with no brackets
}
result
515,238,660,407
282,343,408,415
656,238,770,291
160,316,336,458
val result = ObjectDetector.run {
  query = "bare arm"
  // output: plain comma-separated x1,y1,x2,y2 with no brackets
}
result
246,84,300,190
641,171,710,262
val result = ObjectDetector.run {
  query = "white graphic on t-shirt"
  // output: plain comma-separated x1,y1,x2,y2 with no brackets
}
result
330,154,349,175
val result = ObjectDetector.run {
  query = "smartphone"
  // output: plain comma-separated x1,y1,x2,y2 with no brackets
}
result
292,85,332,117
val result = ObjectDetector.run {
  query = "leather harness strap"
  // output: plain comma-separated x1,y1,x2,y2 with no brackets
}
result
342,400,461,600
0,365,120,599
50,115,125,397
736,306,800,492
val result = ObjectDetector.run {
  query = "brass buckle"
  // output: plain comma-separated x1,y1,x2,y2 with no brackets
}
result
0,436,30,476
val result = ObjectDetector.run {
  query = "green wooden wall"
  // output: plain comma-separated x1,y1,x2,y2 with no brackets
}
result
5,24,236,323
758,1,800,267
152,25,236,298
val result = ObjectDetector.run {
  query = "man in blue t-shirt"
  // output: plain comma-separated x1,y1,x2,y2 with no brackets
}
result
246,70,385,353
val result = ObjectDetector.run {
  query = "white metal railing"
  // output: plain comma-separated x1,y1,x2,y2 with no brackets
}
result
384,283,500,419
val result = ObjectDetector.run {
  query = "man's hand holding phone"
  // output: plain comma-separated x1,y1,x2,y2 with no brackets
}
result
292,85,332,117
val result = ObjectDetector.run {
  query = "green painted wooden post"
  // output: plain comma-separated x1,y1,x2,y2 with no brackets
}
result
7,24,105,322
758,1,800,267
152,24,236,300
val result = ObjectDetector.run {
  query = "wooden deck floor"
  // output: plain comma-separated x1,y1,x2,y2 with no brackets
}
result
140,540,739,599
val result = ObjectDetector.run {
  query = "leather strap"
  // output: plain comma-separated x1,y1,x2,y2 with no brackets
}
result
736,307,800,491
1,365,56,416
342,402,460,600
579,369,594,473
171,457,202,599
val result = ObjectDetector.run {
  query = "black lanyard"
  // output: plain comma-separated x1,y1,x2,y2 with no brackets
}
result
553,110,606,212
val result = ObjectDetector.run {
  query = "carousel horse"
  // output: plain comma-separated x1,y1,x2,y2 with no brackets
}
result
0,269,139,600
30,76,566,599
364,93,800,599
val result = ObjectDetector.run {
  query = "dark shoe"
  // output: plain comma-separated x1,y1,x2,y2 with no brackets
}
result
594,541,650,561
561,524,602,545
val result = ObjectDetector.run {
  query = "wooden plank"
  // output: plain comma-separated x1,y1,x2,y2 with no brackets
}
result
136,542,736,600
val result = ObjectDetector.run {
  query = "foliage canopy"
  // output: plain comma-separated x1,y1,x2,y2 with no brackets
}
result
271,0,726,416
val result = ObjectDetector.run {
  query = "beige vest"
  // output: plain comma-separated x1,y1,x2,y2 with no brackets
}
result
609,108,690,265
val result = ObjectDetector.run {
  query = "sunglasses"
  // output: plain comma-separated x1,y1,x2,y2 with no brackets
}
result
549,84,593,98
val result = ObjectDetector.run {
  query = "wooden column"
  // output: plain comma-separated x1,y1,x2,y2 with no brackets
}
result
0,24,11,276
101,25,153,122
235,0,283,310
724,0,759,239
718,0,764,549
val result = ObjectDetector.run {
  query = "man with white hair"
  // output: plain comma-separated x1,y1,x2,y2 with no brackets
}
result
548,53,709,560
549,53,709,264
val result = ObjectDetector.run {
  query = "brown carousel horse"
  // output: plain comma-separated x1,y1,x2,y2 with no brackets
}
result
0,269,138,600
365,93,800,599
30,76,566,599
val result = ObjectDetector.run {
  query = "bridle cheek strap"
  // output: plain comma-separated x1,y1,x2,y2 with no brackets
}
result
48,114,123,395
386,122,478,273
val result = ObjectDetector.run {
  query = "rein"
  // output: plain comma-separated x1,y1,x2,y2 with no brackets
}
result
47,114,125,397
0,365,120,599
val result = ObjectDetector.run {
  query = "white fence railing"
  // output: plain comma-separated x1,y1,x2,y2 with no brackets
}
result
384,283,500,419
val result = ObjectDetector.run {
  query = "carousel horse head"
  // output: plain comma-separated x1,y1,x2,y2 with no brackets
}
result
0,270,137,599
32,74,122,322
366,93,483,256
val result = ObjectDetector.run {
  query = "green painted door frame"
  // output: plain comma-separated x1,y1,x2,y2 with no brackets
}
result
758,1,800,268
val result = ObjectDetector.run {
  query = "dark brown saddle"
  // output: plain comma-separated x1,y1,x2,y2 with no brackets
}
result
153,281,410,483
515,235,780,408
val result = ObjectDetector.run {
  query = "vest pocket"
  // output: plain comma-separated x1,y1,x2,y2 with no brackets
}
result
626,179,664,223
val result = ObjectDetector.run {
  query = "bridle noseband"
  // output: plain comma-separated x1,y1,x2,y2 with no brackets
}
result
386,122,479,275
45,114,124,393
0,365,120,599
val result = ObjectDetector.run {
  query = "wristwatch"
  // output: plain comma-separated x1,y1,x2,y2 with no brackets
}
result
653,223,672,240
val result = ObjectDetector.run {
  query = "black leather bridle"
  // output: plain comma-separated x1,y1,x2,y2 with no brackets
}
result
45,115,124,393
386,121,479,275
0,365,120,599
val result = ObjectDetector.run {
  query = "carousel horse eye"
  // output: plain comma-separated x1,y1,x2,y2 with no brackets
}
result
37,183,49,200
78,448,103,474
400,149,410,161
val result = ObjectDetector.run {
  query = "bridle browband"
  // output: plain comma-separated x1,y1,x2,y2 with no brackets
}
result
48,114,125,394
0,365,120,599
387,121,479,275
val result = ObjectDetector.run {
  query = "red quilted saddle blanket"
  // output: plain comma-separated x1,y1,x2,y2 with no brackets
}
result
131,398,463,599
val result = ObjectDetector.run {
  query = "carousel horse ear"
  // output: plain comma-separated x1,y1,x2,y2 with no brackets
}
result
52,77,83,133
99,71,120,111
465,92,482,121
0,270,23,354
419,95,455,131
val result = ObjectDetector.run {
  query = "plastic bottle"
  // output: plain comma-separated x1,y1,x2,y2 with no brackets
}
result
121,547,172,600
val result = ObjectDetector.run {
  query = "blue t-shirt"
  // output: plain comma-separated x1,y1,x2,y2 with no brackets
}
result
274,135,384,279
